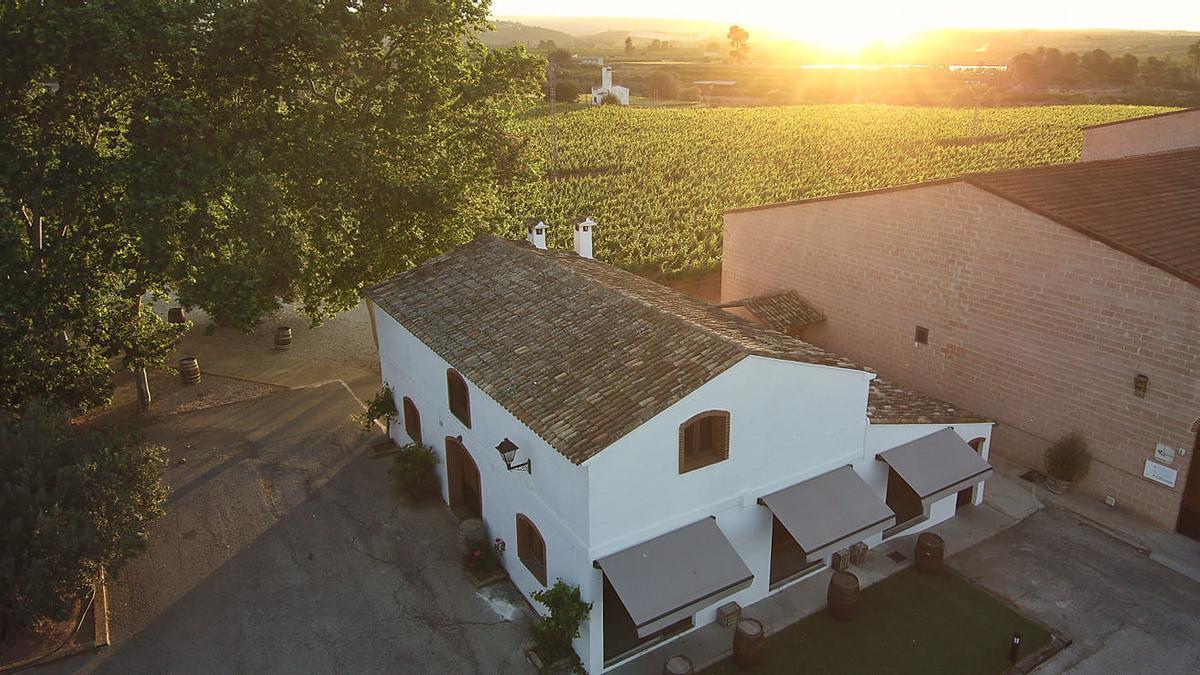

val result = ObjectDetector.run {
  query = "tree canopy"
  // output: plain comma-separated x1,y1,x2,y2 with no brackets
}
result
0,0,543,414
0,402,168,630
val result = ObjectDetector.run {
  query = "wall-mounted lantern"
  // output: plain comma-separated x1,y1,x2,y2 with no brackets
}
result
1134,374,1148,398
496,438,531,473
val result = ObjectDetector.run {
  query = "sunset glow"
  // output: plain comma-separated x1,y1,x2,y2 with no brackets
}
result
493,0,1200,39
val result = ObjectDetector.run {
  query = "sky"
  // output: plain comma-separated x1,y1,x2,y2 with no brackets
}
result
492,1,1200,46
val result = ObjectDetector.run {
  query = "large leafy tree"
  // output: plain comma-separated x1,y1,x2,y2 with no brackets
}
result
0,402,168,633
0,0,542,413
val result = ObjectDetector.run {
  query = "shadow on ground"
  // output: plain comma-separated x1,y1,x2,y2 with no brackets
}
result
45,382,533,674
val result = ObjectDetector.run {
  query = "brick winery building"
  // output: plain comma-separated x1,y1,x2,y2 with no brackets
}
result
722,135,1200,537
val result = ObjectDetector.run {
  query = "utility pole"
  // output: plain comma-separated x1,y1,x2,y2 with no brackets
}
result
547,63,558,182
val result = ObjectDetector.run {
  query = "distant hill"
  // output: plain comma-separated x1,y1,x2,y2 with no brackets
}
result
480,21,578,48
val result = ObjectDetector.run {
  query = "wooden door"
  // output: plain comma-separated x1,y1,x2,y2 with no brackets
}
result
446,436,482,520
1177,428,1200,541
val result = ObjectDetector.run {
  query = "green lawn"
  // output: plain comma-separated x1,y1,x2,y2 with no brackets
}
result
703,568,1052,675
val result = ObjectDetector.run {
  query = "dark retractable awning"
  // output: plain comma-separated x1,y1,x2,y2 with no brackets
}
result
876,428,993,506
595,518,753,638
760,465,896,563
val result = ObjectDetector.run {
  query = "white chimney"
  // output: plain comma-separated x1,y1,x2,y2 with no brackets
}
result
601,66,613,91
525,218,547,250
573,217,595,258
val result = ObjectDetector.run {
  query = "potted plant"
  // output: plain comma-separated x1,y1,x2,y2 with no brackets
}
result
527,580,592,674
1044,432,1091,494
463,537,506,586
390,443,440,502
356,385,398,433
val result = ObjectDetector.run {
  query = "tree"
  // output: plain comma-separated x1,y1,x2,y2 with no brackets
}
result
1080,49,1113,81
0,402,168,633
0,0,543,415
649,39,662,51
548,48,573,67
727,25,750,63
624,37,634,53
553,79,583,103
649,70,682,99
1188,41,1200,77
536,39,557,50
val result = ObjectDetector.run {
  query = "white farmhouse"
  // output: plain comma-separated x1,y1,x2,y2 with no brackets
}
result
590,66,630,105
364,220,993,673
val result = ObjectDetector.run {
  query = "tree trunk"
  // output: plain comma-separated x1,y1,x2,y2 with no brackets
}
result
136,366,152,412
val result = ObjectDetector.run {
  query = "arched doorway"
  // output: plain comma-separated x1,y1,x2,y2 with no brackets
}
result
1178,421,1200,541
402,397,421,445
445,436,482,520
957,438,987,507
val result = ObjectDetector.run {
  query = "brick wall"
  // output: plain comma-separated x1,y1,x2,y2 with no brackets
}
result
723,182,1200,530
1081,109,1200,161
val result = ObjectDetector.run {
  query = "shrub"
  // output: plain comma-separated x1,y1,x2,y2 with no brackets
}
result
1044,432,1091,482
356,385,398,432
679,86,702,102
463,537,506,577
530,580,593,664
553,79,583,103
601,92,621,105
392,443,439,499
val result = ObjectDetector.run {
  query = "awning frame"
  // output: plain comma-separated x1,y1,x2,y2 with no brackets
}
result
875,428,994,508
594,516,754,639
758,465,896,564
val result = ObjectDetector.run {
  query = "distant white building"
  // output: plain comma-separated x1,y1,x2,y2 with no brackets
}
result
591,66,630,105
579,55,605,65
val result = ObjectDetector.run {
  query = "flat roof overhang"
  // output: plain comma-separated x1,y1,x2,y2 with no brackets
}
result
876,428,994,507
595,517,753,638
759,465,896,564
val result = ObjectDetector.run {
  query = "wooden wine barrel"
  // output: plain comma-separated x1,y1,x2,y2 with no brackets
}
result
915,533,945,574
179,357,201,385
274,325,293,351
456,518,485,545
827,570,860,622
662,655,693,675
167,307,186,324
732,618,764,666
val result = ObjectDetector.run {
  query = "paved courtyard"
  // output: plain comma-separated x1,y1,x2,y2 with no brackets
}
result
48,382,534,674
949,507,1200,674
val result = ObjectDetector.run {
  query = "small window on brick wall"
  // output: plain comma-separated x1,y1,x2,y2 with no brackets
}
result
679,411,731,474
914,325,929,345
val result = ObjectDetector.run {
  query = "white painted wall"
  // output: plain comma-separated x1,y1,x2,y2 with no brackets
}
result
374,311,594,613
582,355,873,672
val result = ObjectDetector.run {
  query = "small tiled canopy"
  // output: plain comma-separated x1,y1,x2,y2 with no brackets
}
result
718,290,824,333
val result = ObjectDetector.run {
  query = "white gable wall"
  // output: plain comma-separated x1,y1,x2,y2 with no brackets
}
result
581,355,872,671
374,310,593,609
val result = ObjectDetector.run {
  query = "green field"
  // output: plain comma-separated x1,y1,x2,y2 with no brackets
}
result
498,104,1174,275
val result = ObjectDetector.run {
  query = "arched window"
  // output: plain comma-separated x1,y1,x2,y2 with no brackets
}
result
516,514,547,585
679,410,731,474
968,438,986,454
403,397,421,445
447,369,471,428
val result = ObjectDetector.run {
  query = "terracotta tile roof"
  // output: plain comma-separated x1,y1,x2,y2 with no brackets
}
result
867,378,989,426
718,291,825,332
964,148,1200,289
365,235,864,464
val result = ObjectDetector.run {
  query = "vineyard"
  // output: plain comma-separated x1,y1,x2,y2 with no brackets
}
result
497,104,1174,276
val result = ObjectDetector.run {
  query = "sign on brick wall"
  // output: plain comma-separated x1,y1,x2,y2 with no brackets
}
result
1143,460,1178,488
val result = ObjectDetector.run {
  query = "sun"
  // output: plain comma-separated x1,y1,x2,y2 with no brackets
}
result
766,7,923,52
